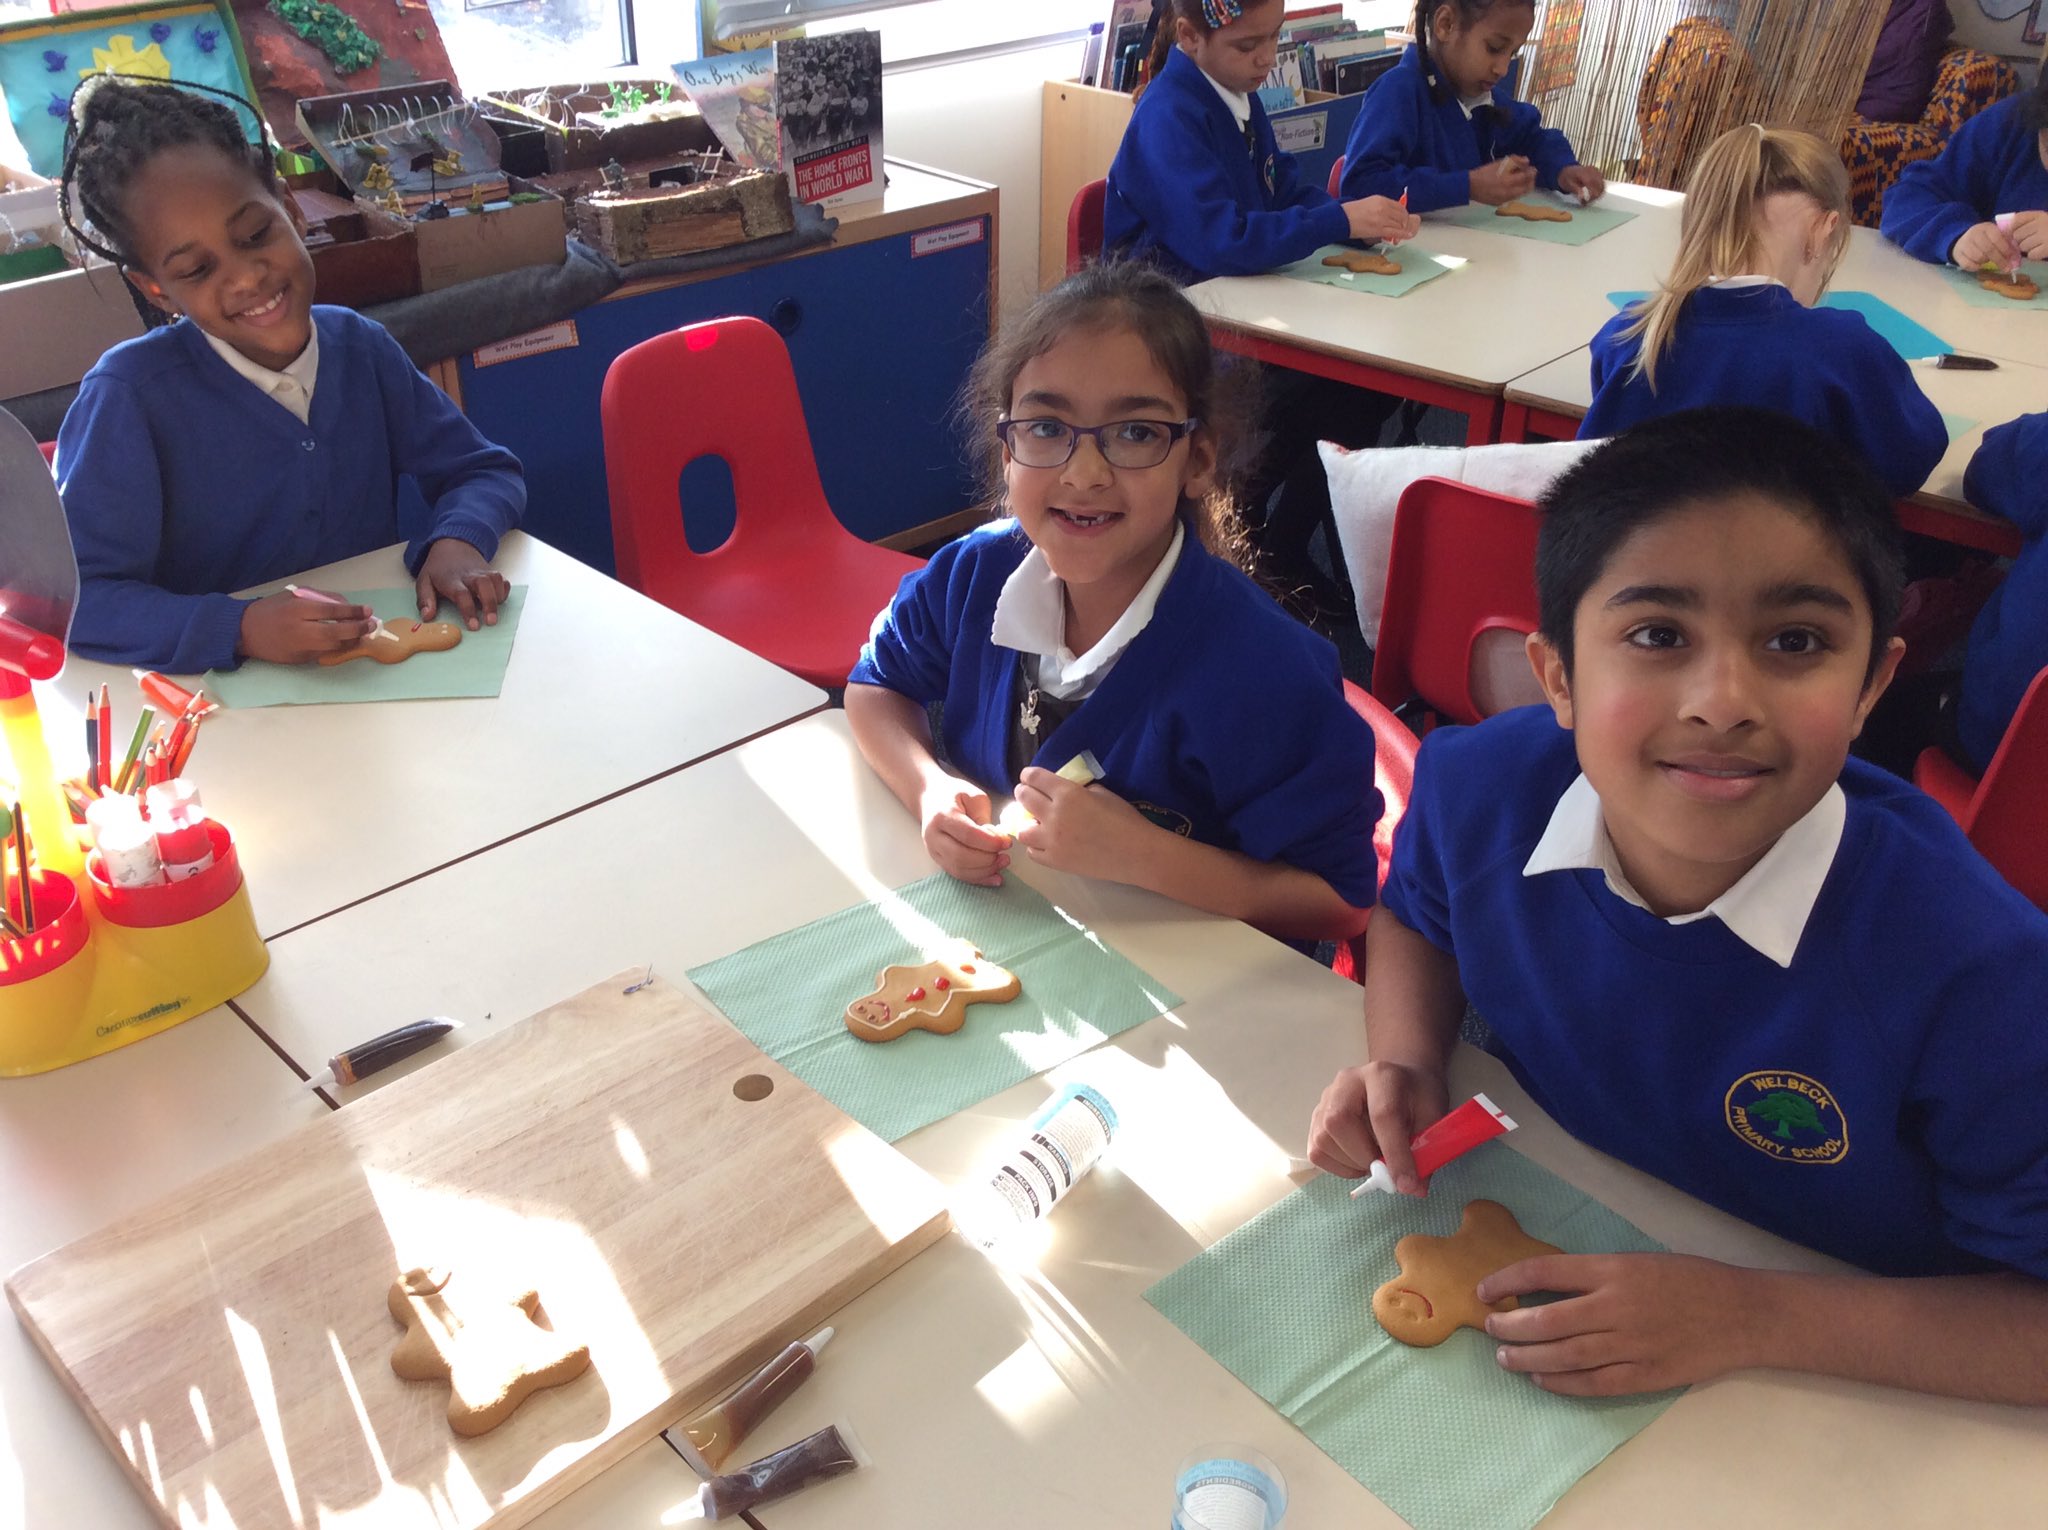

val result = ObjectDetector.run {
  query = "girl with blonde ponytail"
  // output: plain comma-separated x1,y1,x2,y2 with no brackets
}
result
1578,124,1945,498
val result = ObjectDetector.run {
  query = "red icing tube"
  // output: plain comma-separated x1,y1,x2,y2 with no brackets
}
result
1350,1093,1517,1199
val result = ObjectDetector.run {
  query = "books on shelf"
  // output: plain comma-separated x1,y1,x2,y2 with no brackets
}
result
775,29,882,209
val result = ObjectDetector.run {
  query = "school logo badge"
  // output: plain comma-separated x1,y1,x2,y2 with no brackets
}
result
1724,1071,1848,1164
1131,801,1193,837
1262,154,1277,196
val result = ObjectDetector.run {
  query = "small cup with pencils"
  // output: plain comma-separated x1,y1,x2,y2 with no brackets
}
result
0,798,92,1002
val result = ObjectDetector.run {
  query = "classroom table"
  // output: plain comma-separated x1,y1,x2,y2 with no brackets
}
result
1501,349,2046,558
0,1007,329,1530
36,531,827,940
1185,183,1686,446
1834,224,2048,369
231,711,2048,1527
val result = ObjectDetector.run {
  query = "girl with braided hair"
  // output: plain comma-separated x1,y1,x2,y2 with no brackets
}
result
54,76,523,671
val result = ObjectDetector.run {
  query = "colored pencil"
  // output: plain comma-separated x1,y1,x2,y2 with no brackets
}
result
86,702,99,794
12,801,31,934
114,706,154,794
98,683,112,790
172,726,199,778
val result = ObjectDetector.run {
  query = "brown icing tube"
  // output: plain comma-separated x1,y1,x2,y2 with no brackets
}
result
682,1423,866,1520
675,1326,834,1471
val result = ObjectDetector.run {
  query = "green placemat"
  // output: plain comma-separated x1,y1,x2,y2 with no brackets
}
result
1430,193,1637,245
687,874,1181,1143
205,587,526,707
1276,242,1456,297
1146,1142,1680,1530
1941,412,1977,441
1940,260,2048,311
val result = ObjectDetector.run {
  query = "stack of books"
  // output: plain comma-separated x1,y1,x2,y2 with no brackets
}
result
1258,4,1400,110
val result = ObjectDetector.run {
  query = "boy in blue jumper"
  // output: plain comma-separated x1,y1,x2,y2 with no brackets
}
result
1582,124,1944,499
1338,0,1603,211
1956,411,2048,769
1104,0,1416,284
54,79,523,673
849,264,1381,944
1880,75,2048,270
1309,408,2048,1404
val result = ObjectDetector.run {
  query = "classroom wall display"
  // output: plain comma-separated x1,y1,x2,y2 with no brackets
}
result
1956,0,2048,54
1528,0,1586,99
226,0,457,151
0,1,260,179
775,29,880,209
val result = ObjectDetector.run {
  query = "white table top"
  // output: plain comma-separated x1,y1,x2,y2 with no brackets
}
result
38,532,825,939
233,711,2048,1527
1187,183,1685,393
1505,348,2048,517
1834,224,2048,368
0,1008,328,1530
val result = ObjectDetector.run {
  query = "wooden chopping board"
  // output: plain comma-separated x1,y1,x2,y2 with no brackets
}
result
6,971,950,1530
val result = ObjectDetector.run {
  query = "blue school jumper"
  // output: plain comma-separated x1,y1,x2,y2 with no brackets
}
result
1579,285,1947,498
1103,45,1349,284
1382,705,2048,1279
848,520,1383,910
1958,412,2048,768
57,306,525,672
1337,45,1576,211
1880,93,2048,265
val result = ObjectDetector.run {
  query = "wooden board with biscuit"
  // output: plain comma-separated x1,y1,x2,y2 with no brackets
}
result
5,972,950,1530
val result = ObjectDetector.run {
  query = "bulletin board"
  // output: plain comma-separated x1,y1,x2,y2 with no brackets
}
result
0,1,260,179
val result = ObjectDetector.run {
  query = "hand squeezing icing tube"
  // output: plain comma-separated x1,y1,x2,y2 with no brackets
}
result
1349,1094,1517,1200
670,1327,834,1472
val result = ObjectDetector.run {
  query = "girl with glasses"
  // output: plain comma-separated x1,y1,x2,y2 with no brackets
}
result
846,264,1383,945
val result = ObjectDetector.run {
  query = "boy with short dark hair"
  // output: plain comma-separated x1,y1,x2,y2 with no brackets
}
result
1309,407,2048,1404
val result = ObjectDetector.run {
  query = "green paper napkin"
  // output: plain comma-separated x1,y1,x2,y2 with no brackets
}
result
204,587,526,707
1276,242,1457,297
687,874,1181,1142
1430,193,1638,245
1940,260,2048,312
1147,1142,1681,1530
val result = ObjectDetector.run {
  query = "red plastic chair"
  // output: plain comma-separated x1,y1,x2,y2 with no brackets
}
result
38,442,56,466
1370,477,1544,729
601,316,924,690
1913,666,2048,912
1332,680,1421,984
1067,178,1106,275
1326,155,1346,198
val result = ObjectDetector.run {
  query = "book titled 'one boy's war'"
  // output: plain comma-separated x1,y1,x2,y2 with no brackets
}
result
774,30,882,209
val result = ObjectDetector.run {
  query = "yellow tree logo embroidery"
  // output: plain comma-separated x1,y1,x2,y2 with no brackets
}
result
81,35,173,82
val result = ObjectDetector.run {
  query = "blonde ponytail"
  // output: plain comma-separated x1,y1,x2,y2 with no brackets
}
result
1618,123,1850,391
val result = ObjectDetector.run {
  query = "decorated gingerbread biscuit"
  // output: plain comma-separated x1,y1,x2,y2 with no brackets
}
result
1973,268,2039,301
845,939,1021,1042
1372,1200,1561,1348
320,618,463,666
387,1266,591,1436
1496,199,1572,223
1323,249,1402,276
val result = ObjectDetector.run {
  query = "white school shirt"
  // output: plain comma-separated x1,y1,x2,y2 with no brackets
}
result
1198,64,1253,131
201,322,320,426
989,522,1185,702
1521,773,1847,969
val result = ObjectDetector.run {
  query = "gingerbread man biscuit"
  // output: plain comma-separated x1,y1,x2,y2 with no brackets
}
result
387,1266,591,1436
1496,199,1572,223
1973,268,2039,301
845,939,1021,1042
1323,249,1402,276
1372,1200,1561,1348
319,618,463,666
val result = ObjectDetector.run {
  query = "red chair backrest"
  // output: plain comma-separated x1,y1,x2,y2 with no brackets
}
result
1327,155,1345,198
601,316,841,602
1332,680,1421,984
1959,665,2048,911
39,442,56,466
1371,477,1544,728
1067,178,1107,274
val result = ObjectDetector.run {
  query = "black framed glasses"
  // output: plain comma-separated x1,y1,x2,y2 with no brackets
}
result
995,416,1200,470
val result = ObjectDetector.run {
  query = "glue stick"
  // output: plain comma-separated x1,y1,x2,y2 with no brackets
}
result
144,779,213,881
967,1082,1117,1243
84,794,164,889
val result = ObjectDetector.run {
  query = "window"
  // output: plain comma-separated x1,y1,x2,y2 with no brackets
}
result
423,0,633,84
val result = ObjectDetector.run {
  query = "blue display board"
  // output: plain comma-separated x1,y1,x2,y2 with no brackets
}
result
1,2,261,179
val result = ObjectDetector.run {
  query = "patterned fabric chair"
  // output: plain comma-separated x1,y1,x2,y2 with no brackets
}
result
1841,46,2023,227
1634,18,1757,191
